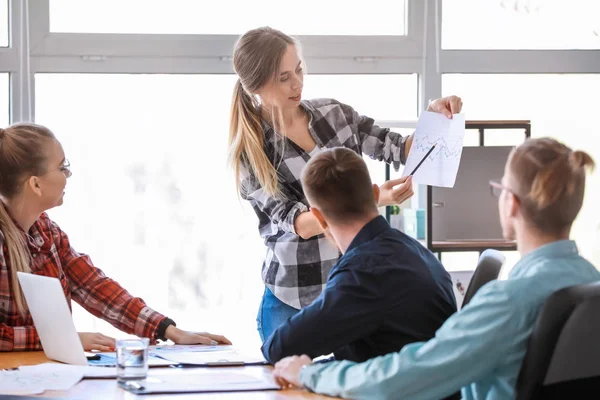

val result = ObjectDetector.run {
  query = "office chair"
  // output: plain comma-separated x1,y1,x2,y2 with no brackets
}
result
461,249,505,307
516,281,600,400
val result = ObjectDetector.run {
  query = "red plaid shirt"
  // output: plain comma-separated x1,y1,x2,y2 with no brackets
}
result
0,213,167,351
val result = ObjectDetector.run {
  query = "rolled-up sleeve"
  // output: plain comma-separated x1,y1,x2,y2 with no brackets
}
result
240,166,308,235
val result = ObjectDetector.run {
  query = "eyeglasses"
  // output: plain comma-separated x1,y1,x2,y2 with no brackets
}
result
59,159,72,178
489,179,519,199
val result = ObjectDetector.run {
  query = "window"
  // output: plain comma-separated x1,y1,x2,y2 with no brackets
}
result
444,74,600,266
443,0,600,49
0,73,8,127
36,73,265,348
50,0,407,36
440,251,520,275
0,0,7,47
303,74,417,121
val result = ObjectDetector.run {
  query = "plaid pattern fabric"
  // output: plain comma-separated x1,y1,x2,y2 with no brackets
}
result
241,98,408,309
0,213,166,351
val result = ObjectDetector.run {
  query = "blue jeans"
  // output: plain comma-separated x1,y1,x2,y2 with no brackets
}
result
257,287,299,343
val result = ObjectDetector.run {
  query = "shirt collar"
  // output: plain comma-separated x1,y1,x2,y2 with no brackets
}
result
27,221,49,252
7,213,49,253
509,239,579,279
346,215,390,254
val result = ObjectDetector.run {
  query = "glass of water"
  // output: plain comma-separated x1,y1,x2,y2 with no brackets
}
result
116,338,149,383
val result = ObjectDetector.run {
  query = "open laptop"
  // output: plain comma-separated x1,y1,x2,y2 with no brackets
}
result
17,272,175,367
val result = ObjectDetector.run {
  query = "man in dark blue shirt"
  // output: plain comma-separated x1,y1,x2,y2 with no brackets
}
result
261,147,457,364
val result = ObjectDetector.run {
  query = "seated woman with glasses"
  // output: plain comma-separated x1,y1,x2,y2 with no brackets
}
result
0,123,231,352
273,137,599,400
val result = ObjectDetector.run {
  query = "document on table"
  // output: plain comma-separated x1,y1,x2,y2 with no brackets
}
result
20,362,117,379
120,369,279,394
402,111,466,187
0,363,83,394
149,345,267,366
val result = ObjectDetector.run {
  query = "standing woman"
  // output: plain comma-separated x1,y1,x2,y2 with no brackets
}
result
228,27,462,342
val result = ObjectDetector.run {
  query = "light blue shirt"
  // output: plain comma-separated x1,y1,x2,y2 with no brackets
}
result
300,240,600,400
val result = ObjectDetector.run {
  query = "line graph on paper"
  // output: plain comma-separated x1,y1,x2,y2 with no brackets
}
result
402,111,466,188
412,136,464,161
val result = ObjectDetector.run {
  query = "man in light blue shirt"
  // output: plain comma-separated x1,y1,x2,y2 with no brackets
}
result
273,137,599,399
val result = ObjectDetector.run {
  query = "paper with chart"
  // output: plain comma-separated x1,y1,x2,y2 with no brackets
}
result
402,111,466,187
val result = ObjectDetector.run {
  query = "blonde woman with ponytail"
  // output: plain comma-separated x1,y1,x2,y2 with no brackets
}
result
274,137,600,400
0,123,230,352
228,26,463,343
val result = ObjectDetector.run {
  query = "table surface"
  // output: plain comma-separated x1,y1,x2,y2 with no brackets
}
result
0,351,337,399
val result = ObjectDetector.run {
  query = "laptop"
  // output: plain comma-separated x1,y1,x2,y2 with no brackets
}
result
17,272,175,367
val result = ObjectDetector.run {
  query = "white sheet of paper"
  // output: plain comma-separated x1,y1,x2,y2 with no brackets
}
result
4,363,83,392
20,362,116,379
402,111,466,187
0,381,44,396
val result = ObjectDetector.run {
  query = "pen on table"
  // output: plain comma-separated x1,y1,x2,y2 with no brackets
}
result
408,144,437,176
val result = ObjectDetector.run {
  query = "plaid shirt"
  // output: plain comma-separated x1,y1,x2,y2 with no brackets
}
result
241,98,408,309
0,213,166,351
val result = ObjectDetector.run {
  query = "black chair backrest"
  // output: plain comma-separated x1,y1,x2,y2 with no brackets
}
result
461,249,504,307
516,281,600,400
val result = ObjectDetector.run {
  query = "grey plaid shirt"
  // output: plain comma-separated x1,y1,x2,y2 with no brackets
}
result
241,98,408,309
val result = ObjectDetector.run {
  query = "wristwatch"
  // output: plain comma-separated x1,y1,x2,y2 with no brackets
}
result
155,317,176,341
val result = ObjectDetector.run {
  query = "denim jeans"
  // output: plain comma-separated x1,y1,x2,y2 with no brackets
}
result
256,286,299,343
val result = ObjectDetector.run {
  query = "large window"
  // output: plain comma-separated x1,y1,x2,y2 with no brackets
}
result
50,0,407,36
36,73,264,348
0,73,8,127
443,0,600,49
444,74,600,267
0,0,7,47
